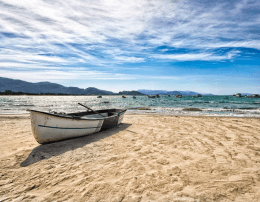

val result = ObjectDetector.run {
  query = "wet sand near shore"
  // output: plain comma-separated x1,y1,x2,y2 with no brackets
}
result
1,114,260,201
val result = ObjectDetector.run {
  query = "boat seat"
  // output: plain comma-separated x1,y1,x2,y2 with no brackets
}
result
81,112,108,119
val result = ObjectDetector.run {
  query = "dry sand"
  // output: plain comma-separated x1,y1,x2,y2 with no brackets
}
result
1,114,260,202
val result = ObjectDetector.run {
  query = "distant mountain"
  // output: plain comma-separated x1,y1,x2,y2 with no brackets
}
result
137,90,168,95
83,87,114,95
0,77,114,95
0,77,215,96
117,91,143,95
138,89,214,96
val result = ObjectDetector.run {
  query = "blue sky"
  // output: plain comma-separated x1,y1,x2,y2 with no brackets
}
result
0,0,259,94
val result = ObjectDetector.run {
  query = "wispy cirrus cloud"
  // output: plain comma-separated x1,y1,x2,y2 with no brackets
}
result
0,68,181,83
1,0,258,65
153,50,241,61
199,40,260,50
0,0,259,93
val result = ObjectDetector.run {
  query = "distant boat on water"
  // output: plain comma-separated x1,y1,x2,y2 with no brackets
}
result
133,95,136,99
97,95,102,98
175,94,182,98
193,94,202,98
147,95,156,98
122,95,126,98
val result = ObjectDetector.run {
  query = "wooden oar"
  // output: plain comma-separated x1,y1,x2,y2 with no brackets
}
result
78,103,105,117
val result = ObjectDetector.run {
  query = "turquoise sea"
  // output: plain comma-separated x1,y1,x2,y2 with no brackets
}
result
0,95,260,117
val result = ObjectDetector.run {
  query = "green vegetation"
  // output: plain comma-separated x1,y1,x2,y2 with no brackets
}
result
117,91,144,95
0,90,144,96
0,90,69,95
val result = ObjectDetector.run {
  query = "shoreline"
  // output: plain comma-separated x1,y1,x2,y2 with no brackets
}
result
1,110,260,118
1,112,260,119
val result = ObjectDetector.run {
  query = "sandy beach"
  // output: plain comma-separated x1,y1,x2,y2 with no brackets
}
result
1,114,260,201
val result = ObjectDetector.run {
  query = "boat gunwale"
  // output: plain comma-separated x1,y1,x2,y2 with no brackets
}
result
26,109,127,120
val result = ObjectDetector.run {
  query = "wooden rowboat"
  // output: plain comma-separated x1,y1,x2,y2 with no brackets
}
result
27,108,127,144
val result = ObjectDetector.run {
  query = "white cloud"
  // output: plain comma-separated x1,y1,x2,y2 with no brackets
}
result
200,41,260,50
113,56,145,63
152,51,240,61
0,68,180,83
0,0,259,76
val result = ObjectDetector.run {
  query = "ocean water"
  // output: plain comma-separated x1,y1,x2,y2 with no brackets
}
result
0,95,260,117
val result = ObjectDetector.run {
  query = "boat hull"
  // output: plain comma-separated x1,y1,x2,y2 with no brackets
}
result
28,108,127,144
29,111,104,144
101,110,126,130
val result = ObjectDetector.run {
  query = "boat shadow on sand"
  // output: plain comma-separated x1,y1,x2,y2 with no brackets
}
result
21,123,131,167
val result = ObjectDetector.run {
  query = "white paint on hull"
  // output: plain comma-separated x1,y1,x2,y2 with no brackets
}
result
29,111,104,144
